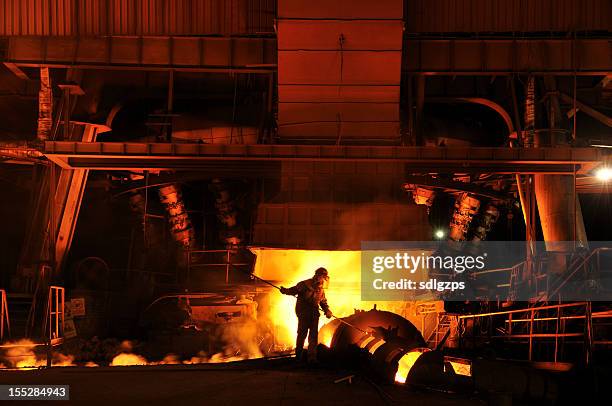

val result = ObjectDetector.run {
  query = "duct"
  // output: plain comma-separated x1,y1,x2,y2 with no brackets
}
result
36,67,52,141
468,203,500,242
534,77,588,253
209,179,244,247
158,184,195,250
426,97,515,139
171,121,258,144
406,186,435,211
448,193,481,242
523,77,536,147
169,118,258,247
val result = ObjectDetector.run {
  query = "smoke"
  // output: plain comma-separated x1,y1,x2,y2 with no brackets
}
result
0,339,76,368
214,319,263,360
0,336,263,369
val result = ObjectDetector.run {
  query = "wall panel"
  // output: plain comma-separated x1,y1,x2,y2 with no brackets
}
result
0,0,275,36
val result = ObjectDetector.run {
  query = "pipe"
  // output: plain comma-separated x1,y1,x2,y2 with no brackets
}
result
535,78,588,252
427,97,515,136
209,179,244,247
469,203,500,242
0,142,44,161
158,184,195,250
36,67,52,141
448,193,481,242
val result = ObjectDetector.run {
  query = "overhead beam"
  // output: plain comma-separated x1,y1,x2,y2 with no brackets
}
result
43,141,609,175
403,38,611,75
2,62,30,80
2,36,277,73
557,92,612,128
4,37,608,76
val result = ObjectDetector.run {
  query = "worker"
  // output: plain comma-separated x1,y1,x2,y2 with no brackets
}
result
280,267,333,363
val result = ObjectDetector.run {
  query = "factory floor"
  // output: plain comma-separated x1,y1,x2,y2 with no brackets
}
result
0,358,485,405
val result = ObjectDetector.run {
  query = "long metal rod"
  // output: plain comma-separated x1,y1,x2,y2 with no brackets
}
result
333,316,369,334
229,263,369,335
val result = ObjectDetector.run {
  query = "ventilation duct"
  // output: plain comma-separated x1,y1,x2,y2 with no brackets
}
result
277,0,403,144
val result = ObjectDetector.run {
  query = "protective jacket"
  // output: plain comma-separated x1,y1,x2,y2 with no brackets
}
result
283,278,330,318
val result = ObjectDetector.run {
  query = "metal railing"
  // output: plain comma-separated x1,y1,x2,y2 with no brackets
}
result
471,247,612,302
546,247,612,301
456,301,612,364
44,286,65,344
187,249,251,285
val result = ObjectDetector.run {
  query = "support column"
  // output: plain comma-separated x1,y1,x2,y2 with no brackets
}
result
534,77,588,258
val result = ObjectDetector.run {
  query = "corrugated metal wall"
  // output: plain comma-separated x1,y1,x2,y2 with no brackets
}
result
0,0,275,36
405,0,611,33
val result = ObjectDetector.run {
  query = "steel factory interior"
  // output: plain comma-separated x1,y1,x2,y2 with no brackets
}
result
1,1,611,405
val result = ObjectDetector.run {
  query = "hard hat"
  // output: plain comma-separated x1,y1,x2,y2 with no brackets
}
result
314,267,329,279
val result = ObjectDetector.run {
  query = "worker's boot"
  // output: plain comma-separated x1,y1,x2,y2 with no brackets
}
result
295,347,304,363
306,347,319,366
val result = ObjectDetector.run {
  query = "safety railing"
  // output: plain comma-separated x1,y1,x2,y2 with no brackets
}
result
471,247,612,303
456,301,612,364
545,247,612,301
44,286,65,344
187,249,251,285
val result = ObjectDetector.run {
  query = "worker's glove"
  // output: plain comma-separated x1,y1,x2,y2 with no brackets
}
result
325,310,333,319
280,287,288,294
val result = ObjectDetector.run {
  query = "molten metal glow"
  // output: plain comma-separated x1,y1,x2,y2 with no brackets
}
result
0,340,75,369
395,349,428,383
253,249,363,348
320,329,334,347
110,353,148,366
251,248,440,350
448,360,472,376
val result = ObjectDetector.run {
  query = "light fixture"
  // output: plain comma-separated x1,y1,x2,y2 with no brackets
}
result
434,229,446,239
595,167,612,182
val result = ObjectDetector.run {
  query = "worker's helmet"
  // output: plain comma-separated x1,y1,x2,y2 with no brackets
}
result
314,267,329,280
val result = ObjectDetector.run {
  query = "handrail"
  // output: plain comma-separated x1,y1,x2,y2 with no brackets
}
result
458,301,587,319
44,286,64,341
143,293,229,314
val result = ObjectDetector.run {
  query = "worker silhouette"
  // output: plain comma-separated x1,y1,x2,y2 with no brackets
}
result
280,267,333,363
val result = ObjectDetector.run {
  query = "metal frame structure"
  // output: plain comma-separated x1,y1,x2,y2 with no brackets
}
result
43,141,609,174
45,285,65,344
187,249,251,286
2,35,277,73
404,38,611,76
455,302,612,364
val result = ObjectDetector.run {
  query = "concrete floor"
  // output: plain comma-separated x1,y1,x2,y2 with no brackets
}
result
0,358,485,405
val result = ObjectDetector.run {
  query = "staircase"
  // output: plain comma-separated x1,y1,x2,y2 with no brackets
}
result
4,293,34,340
426,313,453,349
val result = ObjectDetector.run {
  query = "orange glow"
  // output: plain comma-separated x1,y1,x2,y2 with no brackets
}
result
319,330,334,347
251,248,440,350
110,353,148,366
448,360,472,376
395,349,429,383
0,339,75,369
